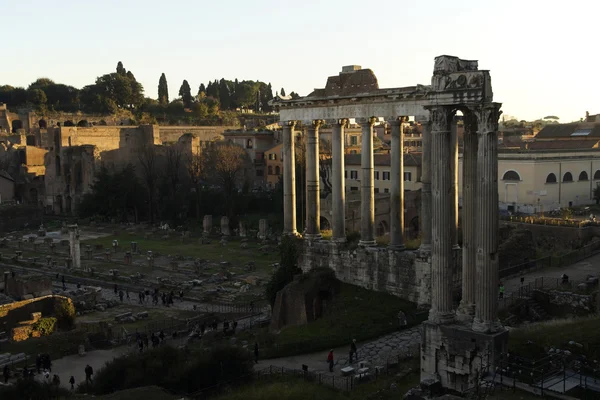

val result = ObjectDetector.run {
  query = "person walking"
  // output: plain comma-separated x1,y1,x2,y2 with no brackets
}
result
119,290,124,302
52,374,60,386
254,342,259,364
126,289,130,301
327,350,334,373
84,364,93,384
69,375,75,390
114,284,118,295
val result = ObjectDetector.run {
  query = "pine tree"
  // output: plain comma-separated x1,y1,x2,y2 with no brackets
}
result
198,83,206,96
219,79,230,110
179,80,192,108
158,73,169,105
280,87,286,97
116,61,126,75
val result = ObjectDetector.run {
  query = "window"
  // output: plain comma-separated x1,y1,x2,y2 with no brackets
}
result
350,186,359,191
275,166,280,175
502,170,521,181
382,171,390,180
571,129,592,137
594,170,600,180
344,170,347,178
579,171,589,181
350,136,358,146
268,166,273,175
268,153,275,160
563,172,573,182
384,188,389,193
246,139,253,149
374,188,380,194
350,170,358,179
546,173,557,183
375,171,379,180
256,169,264,177
404,172,412,182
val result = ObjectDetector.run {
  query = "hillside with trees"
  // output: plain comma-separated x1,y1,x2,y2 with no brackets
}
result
0,62,299,126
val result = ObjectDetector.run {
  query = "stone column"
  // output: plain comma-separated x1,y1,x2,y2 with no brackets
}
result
359,117,377,246
419,121,432,253
283,121,297,235
456,113,478,321
389,118,405,250
202,215,212,236
472,103,503,333
451,116,460,249
68,224,81,269
220,216,230,236
305,120,323,240
428,106,454,324
331,119,347,242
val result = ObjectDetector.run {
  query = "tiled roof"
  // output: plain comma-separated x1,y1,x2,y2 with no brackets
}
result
536,123,600,138
527,140,599,150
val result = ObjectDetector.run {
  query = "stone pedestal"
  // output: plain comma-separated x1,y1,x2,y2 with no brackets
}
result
420,321,508,393
220,216,230,236
203,215,212,236
238,221,247,237
258,219,268,240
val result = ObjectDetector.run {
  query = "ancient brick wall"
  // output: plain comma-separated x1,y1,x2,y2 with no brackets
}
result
299,241,456,307
4,274,52,299
0,295,70,333
158,126,235,144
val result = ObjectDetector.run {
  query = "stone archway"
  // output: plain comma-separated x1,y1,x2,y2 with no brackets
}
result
38,119,47,129
63,120,75,127
77,120,89,127
11,120,23,133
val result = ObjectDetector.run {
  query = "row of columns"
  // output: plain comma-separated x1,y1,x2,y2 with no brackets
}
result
282,118,407,249
425,103,502,333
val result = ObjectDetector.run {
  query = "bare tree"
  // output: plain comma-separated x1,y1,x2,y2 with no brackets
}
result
202,142,250,219
137,144,159,223
186,151,204,218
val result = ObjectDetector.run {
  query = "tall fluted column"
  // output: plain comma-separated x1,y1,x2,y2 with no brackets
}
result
451,117,460,249
472,103,503,333
283,121,297,235
428,106,454,324
419,121,432,254
305,120,323,240
331,119,347,242
389,118,405,250
456,113,478,321
359,117,377,246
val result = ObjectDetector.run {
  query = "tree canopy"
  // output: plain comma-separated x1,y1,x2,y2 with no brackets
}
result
158,73,169,106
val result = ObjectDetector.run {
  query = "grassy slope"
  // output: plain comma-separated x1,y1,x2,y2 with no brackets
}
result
509,315,600,360
249,283,420,358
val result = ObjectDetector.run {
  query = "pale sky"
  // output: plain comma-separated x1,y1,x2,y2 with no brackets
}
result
2,0,598,122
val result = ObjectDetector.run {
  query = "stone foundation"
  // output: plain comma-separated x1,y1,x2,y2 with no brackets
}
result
300,241,461,307
420,321,508,393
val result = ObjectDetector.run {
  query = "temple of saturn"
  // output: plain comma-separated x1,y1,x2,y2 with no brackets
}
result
272,55,507,392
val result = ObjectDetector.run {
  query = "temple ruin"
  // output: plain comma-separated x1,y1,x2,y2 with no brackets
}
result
272,55,507,393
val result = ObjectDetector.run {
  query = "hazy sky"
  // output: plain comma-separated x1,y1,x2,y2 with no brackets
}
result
2,0,598,122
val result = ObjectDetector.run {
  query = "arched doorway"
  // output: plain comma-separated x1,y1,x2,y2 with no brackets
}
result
77,120,89,127
11,120,23,133
63,120,75,127
38,119,47,129
377,220,389,236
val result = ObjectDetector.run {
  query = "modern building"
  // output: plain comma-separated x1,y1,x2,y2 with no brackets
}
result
344,153,422,193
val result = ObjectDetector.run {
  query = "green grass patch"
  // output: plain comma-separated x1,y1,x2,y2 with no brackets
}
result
81,233,279,271
214,371,420,400
509,315,600,360
249,283,421,359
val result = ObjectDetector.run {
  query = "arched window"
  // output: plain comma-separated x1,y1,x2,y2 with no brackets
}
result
267,166,273,175
502,170,521,181
63,120,75,127
38,119,47,129
546,173,557,183
563,172,573,182
275,166,281,175
594,170,600,180
579,171,589,181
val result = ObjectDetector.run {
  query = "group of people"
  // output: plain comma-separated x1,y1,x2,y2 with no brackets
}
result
325,339,359,373
135,331,166,352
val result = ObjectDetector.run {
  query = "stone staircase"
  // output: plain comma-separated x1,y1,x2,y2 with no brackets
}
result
527,299,550,321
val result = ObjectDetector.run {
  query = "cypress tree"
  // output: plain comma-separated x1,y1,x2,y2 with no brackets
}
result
158,73,169,105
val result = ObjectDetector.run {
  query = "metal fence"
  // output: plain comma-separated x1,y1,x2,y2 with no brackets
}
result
500,239,600,279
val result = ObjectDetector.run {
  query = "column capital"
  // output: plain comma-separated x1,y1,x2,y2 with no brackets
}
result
471,102,503,133
325,118,349,127
425,105,453,132
311,119,325,130
357,116,379,126
386,116,408,126
282,120,297,128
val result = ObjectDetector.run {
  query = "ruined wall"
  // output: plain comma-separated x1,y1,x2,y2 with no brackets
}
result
533,289,596,316
159,126,235,144
4,273,52,299
500,221,600,249
0,295,71,333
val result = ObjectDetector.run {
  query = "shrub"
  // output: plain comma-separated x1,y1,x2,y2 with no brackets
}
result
54,298,75,330
32,317,57,336
265,236,301,306
0,379,71,399
82,345,252,396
